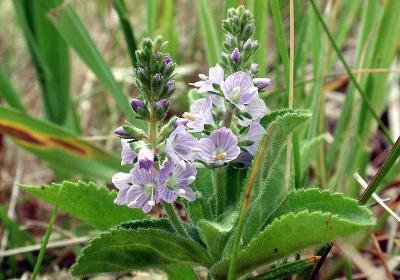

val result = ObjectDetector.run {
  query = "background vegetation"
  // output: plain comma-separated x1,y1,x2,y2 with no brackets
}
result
0,0,399,278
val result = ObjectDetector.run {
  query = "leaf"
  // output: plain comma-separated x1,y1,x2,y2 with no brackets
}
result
300,133,329,174
47,3,142,126
198,0,220,66
254,110,311,194
198,212,237,261
22,181,146,230
250,257,320,280
0,67,25,111
242,147,286,245
212,189,375,278
164,266,198,280
0,107,122,180
71,227,212,275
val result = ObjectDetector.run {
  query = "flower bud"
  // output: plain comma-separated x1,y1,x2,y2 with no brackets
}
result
113,126,129,138
253,78,272,91
122,125,148,140
166,80,176,96
138,148,154,171
131,98,145,111
154,99,169,120
250,63,258,73
231,48,240,63
158,116,178,140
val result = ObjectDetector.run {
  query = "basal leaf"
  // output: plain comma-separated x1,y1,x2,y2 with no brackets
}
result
0,107,122,180
71,227,212,275
198,212,237,261
213,190,375,278
22,181,146,230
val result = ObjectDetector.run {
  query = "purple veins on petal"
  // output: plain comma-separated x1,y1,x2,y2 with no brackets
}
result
184,95,214,132
121,140,137,165
190,64,224,93
158,161,197,203
126,165,160,213
197,127,241,165
245,122,265,155
112,172,131,205
138,147,154,171
166,124,197,163
221,72,258,110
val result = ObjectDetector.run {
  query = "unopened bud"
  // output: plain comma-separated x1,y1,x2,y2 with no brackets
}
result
166,80,176,96
231,48,240,63
253,78,272,91
113,126,129,138
154,99,169,120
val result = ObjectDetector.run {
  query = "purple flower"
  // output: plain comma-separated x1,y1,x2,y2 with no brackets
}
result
158,161,196,202
121,140,137,165
234,151,253,168
112,172,131,205
244,122,265,155
197,128,241,165
131,99,145,111
112,165,159,213
138,148,154,171
113,126,129,138
174,118,188,128
253,78,272,91
183,95,214,132
190,64,224,93
166,124,197,164
231,48,240,63
221,72,258,110
237,97,268,126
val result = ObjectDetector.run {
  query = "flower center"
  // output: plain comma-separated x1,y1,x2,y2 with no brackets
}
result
144,183,155,194
231,86,241,104
183,112,197,121
166,176,176,190
213,148,227,161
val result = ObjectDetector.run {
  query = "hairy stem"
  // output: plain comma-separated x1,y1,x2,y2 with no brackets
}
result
223,110,233,128
212,167,226,217
163,202,189,238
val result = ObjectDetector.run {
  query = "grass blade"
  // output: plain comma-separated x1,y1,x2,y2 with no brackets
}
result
309,0,393,145
147,0,159,36
198,0,220,66
31,187,60,280
0,67,25,111
248,0,267,76
47,3,139,124
359,137,400,204
112,0,137,67
0,107,123,180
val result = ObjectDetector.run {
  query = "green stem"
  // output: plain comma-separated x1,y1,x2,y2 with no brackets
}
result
31,188,61,280
212,167,226,217
164,202,189,238
223,110,233,128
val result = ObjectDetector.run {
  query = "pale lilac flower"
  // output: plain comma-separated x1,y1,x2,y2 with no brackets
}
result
121,140,136,165
183,95,214,132
237,97,268,126
190,64,224,93
231,48,240,63
245,122,265,155
116,165,159,213
138,148,154,171
158,161,196,202
221,72,258,110
253,78,272,91
166,124,197,164
197,127,241,165
174,118,188,128
112,172,131,205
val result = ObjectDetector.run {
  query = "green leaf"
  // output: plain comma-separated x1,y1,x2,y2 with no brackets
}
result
249,257,320,280
22,181,146,230
212,189,375,278
198,212,237,261
71,227,212,275
164,266,198,280
242,147,287,245
198,0,220,66
300,133,328,174
47,3,142,126
0,107,122,180
254,110,311,194
0,67,25,111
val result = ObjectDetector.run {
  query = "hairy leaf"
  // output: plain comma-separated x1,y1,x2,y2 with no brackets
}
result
71,227,212,275
22,181,145,230
0,107,122,180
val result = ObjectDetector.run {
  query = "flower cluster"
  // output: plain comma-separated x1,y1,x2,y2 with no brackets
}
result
112,37,198,213
112,6,272,213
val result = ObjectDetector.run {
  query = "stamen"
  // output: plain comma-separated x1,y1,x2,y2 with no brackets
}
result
147,200,155,206
199,74,208,80
178,189,186,195
213,152,227,161
179,160,186,168
191,147,202,152
128,193,143,207
188,176,196,184
183,112,196,121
